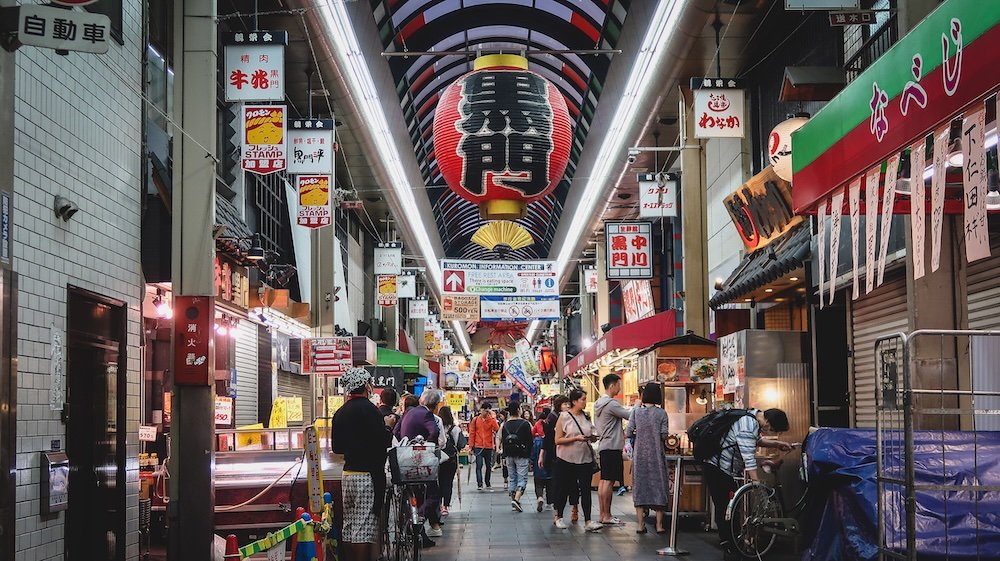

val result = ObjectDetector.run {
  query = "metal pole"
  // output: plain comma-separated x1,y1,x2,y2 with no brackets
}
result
657,456,689,556
169,0,218,556
903,336,916,559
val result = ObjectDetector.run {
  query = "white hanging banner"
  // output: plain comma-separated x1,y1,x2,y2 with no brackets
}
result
223,31,287,102
374,243,403,276
910,138,927,280
864,166,880,295
962,108,991,263
930,126,949,273
584,268,598,294
397,273,417,299
287,119,336,175
408,298,429,319
848,179,861,300
817,199,828,310
877,155,900,287
829,190,844,305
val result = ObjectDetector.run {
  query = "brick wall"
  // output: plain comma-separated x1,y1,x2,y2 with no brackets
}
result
11,0,144,559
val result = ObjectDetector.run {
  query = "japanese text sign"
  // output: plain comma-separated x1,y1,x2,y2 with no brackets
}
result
287,119,335,174
374,242,403,275
622,280,655,323
584,268,598,294
828,11,876,26
397,273,416,299
173,296,214,386
377,275,398,308
302,337,352,376
693,87,745,139
440,295,480,321
441,259,558,296
724,166,802,251
637,173,678,218
18,4,110,54
408,298,429,319
296,175,332,228
605,222,653,279
506,356,538,396
242,105,286,175
479,296,560,322
223,31,287,102
215,396,234,426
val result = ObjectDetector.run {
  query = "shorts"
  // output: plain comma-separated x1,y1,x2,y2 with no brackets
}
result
342,471,378,543
599,449,624,482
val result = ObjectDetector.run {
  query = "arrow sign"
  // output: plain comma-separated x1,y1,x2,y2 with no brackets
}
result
444,270,465,292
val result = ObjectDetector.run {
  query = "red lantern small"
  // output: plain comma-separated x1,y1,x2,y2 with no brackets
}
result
433,54,572,220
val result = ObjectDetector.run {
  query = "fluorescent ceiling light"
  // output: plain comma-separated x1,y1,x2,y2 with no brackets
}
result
526,319,541,342
315,3,443,292
452,320,472,355
554,0,684,278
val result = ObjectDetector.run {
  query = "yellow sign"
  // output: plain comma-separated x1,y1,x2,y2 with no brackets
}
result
539,384,560,398
236,423,264,449
326,395,344,416
270,397,288,429
377,275,398,307
286,397,304,423
446,391,467,411
440,294,480,321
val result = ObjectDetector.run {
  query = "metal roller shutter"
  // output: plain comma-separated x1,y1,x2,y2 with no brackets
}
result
850,277,908,428
234,321,259,426
967,247,1000,330
276,371,312,426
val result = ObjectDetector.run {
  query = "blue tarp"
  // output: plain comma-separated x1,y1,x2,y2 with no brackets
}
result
801,428,1000,561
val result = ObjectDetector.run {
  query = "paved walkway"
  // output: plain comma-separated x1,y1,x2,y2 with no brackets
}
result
422,464,752,561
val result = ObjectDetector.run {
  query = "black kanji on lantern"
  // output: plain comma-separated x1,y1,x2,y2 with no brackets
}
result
457,70,553,197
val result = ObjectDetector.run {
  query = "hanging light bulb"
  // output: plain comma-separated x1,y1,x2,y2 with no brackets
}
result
153,288,172,318
695,389,709,406
215,319,228,337
229,318,239,337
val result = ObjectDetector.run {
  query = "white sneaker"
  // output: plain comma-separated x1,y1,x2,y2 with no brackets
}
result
585,521,604,532
427,527,443,538
554,518,569,530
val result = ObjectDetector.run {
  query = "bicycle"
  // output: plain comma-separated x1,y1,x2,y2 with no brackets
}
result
381,480,425,561
725,446,809,560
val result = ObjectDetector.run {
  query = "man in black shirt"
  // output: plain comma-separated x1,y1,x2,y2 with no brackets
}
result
502,404,533,512
332,368,395,561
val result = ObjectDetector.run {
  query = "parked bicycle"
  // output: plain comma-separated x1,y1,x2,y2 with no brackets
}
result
381,435,439,561
726,445,809,559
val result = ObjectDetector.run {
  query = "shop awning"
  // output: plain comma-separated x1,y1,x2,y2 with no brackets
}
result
709,222,811,309
376,347,421,375
563,310,676,377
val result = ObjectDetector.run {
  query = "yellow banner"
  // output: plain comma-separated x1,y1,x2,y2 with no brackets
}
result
270,397,288,429
446,391,466,411
236,423,264,449
286,397,304,423
326,395,344,416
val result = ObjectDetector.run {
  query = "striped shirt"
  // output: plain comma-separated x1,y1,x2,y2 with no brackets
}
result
705,410,760,478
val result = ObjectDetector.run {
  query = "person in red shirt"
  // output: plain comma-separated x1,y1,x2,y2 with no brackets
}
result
531,407,552,511
469,403,500,490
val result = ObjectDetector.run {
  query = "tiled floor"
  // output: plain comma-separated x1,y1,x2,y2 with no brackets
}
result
422,465,798,561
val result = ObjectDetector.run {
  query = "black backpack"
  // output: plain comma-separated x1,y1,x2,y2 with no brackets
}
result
688,409,755,461
502,419,530,457
442,426,459,459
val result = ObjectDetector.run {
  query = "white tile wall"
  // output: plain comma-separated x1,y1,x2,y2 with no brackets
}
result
11,2,144,560
705,138,750,291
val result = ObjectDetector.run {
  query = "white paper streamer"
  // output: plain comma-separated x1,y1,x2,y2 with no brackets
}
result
930,125,949,272
877,155,899,287
829,190,844,305
963,107,990,262
910,138,927,280
817,199,827,310
848,179,862,300
865,166,880,294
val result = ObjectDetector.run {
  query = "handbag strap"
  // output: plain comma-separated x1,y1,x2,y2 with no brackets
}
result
567,412,597,463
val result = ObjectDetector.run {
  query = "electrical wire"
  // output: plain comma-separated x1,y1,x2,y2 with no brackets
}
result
707,0,743,77
737,12,816,79
215,456,304,512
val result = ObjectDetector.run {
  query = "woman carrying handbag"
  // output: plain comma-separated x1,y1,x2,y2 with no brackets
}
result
552,389,603,532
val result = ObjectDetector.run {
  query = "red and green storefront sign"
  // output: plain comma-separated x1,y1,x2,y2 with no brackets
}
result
791,0,1000,214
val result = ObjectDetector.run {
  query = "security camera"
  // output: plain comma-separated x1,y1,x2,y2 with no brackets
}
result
53,195,79,221
627,148,639,164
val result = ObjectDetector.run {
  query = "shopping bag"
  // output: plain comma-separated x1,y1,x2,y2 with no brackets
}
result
389,442,440,484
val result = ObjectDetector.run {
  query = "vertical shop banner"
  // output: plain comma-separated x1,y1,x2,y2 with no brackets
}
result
828,190,844,305
962,108,990,262
622,280,655,323
506,356,538,396
877,155,900,287
287,119,335,174
637,173,678,217
691,80,746,138
377,275,398,308
910,138,927,279
374,242,403,275
173,296,215,385
408,298,429,319
49,325,65,410
848,179,861,300
514,339,541,379
296,175,332,228
930,126,949,272
242,105,287,175
396,273,416,299
584,268,598,293
223,31,287,102
817,199,827,310
864,166,879,295
605,222,653,279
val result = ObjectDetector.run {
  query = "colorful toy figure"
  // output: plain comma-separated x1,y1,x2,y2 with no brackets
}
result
294,512,318,561
321,492,340,561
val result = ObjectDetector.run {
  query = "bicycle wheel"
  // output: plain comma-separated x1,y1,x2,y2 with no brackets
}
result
395,486,418,561
728,483,782,559
382,484,398,561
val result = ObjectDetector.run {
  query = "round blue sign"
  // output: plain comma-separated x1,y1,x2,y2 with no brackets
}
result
544,278,555,289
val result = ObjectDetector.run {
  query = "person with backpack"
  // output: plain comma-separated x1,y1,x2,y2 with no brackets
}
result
437,405,465,518
691,407,792,559
502,404,533,512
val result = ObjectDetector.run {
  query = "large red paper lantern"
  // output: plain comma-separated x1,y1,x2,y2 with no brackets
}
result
433,54,572,220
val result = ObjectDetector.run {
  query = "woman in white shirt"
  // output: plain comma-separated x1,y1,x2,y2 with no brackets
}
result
553,389,602,532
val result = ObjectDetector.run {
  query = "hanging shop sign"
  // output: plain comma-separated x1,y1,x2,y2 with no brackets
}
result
446,391,467,411
622,280,655,323
768,115,810,182
605,222,653,279
17,4,111,54
440,295,480,321
301,337,352,376
506,356,538,396
408,298,429,319
173,296,215,386
432,54,572,221
215,396,234,426
296,175,332,228
828,10,876,26
637,173,678,218
962,108,990,262
214,257,250,309
223,31,287,102
724,166,803,252
377,275,398,308
241,105,287,175
440,259,558,296
514,338,541,379
792,0,1000,214
691,78,745,139
374,242,403,275
479,295,560,322
287,119,335,174
584,267,598,294
49,325,65,411
397,272,417,299
424,331,442,358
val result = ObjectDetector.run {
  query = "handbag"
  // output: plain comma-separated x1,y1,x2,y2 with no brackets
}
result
388,440,440,484
567,413,601,474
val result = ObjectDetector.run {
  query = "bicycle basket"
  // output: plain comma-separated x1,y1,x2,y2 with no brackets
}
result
389,442,440,484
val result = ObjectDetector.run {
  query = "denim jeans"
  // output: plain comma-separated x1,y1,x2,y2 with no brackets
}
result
474,448,494,487
506,456,530,496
